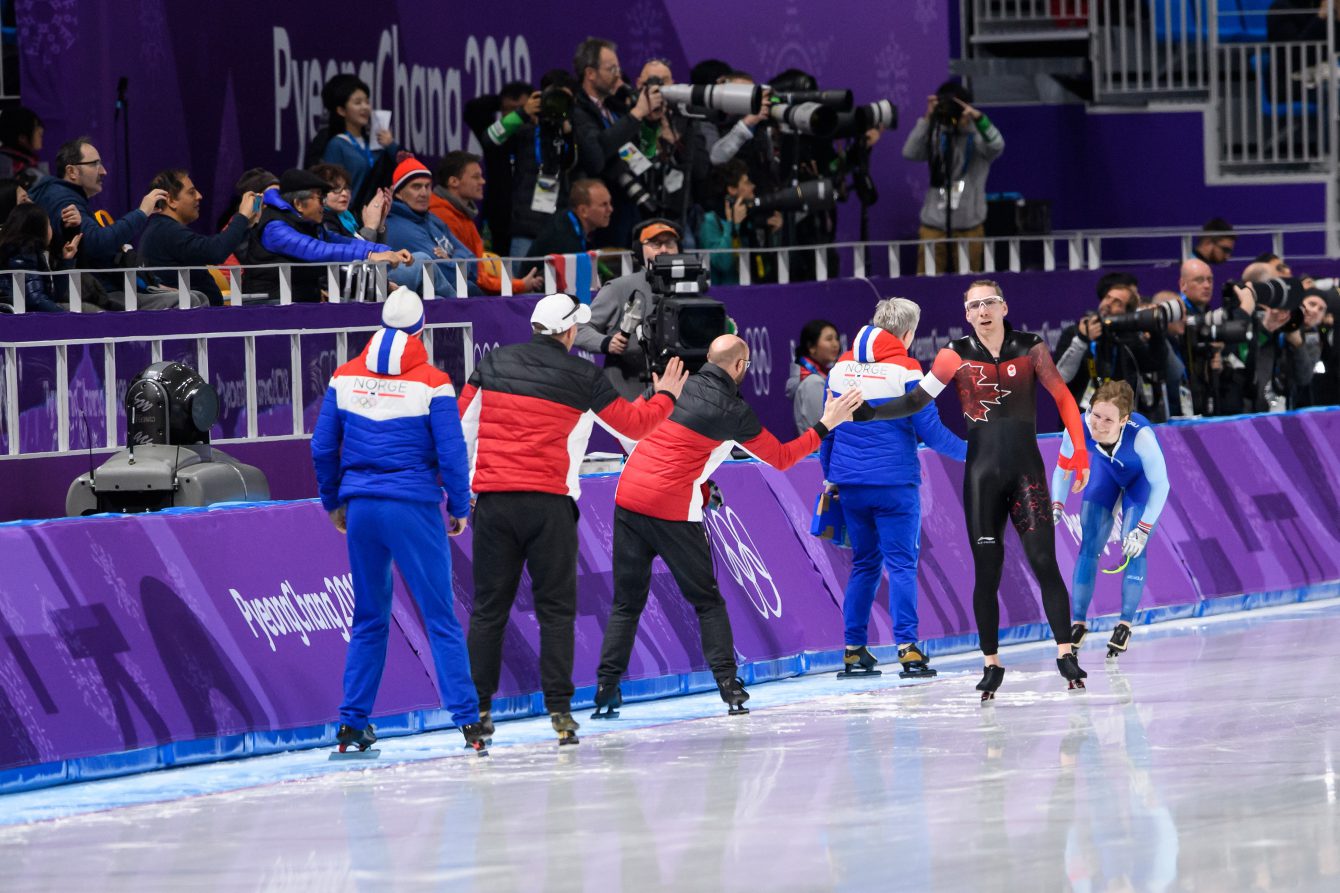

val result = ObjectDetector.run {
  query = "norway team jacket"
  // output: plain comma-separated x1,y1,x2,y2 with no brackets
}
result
616,363,830,522
458,334,675,500
311,327,472,518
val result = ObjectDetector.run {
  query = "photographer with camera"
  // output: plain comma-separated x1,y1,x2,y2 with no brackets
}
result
696,159,782,285
1053,272,1171,421
574,217,683,398
1157,259,1259,416
507,69,581,263
571,38,665,247
1241,262,1322,411
901,81,1003,274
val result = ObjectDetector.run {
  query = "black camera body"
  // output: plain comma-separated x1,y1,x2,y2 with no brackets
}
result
641,254,728,375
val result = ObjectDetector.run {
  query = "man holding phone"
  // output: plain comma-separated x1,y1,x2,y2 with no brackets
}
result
139,168,263,306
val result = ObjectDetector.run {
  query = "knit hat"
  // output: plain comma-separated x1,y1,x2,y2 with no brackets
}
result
391,156,432,194
382,286,425,335
531,293,591,335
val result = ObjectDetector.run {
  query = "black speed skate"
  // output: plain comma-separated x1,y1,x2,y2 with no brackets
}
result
1107,624,1131,659
717,677,751,715
976,665,1005,703
1057,652,1088,691
897,643,938,679
837,645,881,679
551,711,580,746
461,721,490,756
590,681,623,720
1069,622,1087,656
330,723,379,760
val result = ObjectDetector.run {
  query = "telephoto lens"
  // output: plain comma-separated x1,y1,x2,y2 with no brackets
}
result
770,89,853,110
771,102,839,137
659,83,761,116
1223,277,1306,311
751,179,837,214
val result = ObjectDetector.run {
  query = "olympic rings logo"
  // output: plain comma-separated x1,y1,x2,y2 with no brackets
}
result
353,395,378,410
473,341,502,364
743,326,772,397
704,505,782,619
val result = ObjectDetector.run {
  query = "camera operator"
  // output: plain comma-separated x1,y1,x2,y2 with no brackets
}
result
1243,263,1322,411
902,80,1004,274
571,37,665,247
575,218,683,399
1297,290,1338,405
1053,272,1170,420
767,68,842,280
1166,258,1258,416
704,71,777,197
464,80,535,259
509,69,581,263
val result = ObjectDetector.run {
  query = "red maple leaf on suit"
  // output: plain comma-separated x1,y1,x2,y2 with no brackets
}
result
960,362,1012,422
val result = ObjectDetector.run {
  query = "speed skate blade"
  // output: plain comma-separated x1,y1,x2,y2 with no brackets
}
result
328,748,380,761
899,667,939,679
835,668,882,680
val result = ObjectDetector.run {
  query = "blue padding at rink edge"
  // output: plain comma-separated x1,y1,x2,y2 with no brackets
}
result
2,580,1336,795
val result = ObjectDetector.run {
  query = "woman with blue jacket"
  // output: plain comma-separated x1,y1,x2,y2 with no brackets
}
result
1051,380,1170,659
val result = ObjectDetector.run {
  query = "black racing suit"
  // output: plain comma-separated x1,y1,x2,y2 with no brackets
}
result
865,326,1090,654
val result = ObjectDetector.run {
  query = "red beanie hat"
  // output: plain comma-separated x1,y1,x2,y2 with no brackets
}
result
391,156,431,194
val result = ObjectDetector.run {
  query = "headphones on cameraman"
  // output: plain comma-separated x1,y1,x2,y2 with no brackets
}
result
630,217,683,271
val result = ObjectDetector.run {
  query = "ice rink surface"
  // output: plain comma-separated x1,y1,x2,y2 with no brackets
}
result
3,599,1338,892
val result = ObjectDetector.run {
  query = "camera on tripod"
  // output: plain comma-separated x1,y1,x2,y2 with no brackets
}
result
640,254,728,377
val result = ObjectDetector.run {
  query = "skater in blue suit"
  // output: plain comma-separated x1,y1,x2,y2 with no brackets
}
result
1050,380,1170,660
312,286,490,756
822,298,967,678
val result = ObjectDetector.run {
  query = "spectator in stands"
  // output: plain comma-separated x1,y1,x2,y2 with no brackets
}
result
0,107,45,182
429,151,541,294
316,75,398,210
310,162,389,242
0,203,80,312
509,69,581,263
242,168,407,302
28,137,191,310
902,81,1004,274
0,178,31,224
574,217,681,399
138,169,261,307
383,156,478,297
1191,217,1235,266
464,80,536,255
522,178,612,275
786,319,841,434
697,159,781,285
572,37,663,246
217,168,279,233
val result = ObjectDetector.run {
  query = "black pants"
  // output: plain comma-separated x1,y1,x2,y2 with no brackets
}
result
468,492,579,714
964,451,1072,655
597,506,738,685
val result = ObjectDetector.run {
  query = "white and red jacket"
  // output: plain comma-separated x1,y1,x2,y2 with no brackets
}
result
459,334,674,499
616,363,831,522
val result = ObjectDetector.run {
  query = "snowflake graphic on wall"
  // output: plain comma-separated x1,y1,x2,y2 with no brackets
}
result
17,0,79,60
915,0,940,34
749,1,833,84
873,36,911,108
625,0,668,67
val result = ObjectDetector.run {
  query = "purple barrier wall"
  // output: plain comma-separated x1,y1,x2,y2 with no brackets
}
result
2,410,1337,782
16,1,949,245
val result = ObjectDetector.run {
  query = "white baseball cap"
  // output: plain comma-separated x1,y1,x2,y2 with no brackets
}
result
531,293,592,334
382,286,425,335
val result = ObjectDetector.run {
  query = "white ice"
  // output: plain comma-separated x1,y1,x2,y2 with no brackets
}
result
2,599,1339,892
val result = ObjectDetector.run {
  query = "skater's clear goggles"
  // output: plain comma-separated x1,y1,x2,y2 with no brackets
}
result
964,296,1004,312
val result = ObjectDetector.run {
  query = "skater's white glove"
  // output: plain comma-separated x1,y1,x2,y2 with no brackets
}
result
1052,501,1065,525
1122,522,1151,558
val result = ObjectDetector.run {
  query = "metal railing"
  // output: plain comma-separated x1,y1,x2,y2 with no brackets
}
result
0,222,1331,316
968,0,1091,41
1092,0,1211,102
1211,30,1338,175
0,321,472,458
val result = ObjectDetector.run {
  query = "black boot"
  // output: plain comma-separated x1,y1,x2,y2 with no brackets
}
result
477,709,495,744
716,676,751,716
331,723,379,759
550,711,580,746
836,645,881,679
591,681,623,720
1107,624,1132,659
1069,622,1087,655
1057,652,1088,690
461,721,490,756
976,665,1005,703
898,642,938,679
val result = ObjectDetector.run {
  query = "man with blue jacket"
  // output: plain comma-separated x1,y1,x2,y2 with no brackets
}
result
383,157,479,298
823,298,967,679
311,286,489,756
